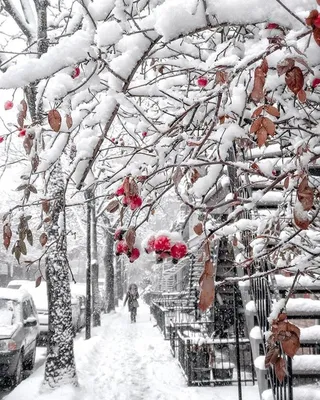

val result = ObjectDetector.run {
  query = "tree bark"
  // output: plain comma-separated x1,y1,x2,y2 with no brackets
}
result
115,257,123,304
91,193,101,326
43,162,77,389
104,228,115,313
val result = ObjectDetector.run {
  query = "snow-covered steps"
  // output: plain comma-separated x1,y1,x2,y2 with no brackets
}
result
246,298,320,318
239,274,320,293
262,386,320,400
255,354,320,375
250,325,320,345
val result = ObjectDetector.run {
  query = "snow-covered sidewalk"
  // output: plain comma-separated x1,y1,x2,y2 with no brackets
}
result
7,302,259,400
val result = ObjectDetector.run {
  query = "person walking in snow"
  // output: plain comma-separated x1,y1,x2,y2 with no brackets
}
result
124,283,139,323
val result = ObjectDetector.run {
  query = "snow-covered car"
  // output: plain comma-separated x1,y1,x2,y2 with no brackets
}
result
0,288,39,387
9,283,81,343
7,280,35,291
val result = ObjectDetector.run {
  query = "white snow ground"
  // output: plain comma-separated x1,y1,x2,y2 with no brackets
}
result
6,302,259,400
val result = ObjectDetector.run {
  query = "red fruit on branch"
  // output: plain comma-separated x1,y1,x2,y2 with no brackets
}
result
314,15,320,28
122,196,130,206
145,236,155,253
114,228,125,240
115,240,128,256
312,78,320,88
4,101,13,110
197,77,208,87
129,248,140,263
142,131,147,138
154,235,171,253
71,66,80,79
129,195,142,210
171,242,188,260
115,186,125,196
0,137,4,143
18,129,26,137
266,23,279,29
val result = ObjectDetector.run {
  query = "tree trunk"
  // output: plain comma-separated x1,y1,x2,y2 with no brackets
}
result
91,193,101,326
43,162,78,389
104,229,115,313
115,257,123,303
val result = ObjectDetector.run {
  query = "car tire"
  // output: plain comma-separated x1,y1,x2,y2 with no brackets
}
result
24,347,36,370
11,353,23,387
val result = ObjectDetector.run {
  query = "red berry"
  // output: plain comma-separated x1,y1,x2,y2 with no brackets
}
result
266,23,279,29
272,170,277,176
115,186,125,196
170,242,188,259
197,77,208,87
142,131,147,138
4,101,13,110
114,228,125,240
0,137,4,143
154,235,171,253
129,195,142,210
115,240,128,255
111,138,115,143
18,129,26,137
145,236,155,253
312,78,320,88
129,248,140,263
71,66,80,79
122,196,130,206
314,15,320,28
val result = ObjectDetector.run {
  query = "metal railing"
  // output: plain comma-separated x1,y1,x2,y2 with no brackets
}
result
174,328,256,388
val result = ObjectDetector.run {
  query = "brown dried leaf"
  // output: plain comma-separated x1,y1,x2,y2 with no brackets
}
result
17,111,25,129
31,154,39,173
190,169,200,184
123,177,130,197
261,58,268,75
305,10,319,26
20,100,27,118
265,346,280,368
277,58,295,76
282,333,300,358
215,70,228,85
251,67,265,102
48,109,62,132
193,223,203,236
106,199,119,213
173,167,183,187
35,275,42,288
256,127,268,147
285,67,304,95
297,89,306,103
43,216,51,223
42,199,50,214
284,177,290,189
277,313,287,322
251,106,264,119
314,27,320,47
66,114,73,129
297,176,314,211
23,136,33,155
287,322,300,338
250,117,263,134
275,357,286,382
3,223,12,250
265,105,280,118
199,274,215,311
129,179,139,196
125,227,136,251
204,260,214,276
262,117,276,136
39,233,48,247
293,208,309,230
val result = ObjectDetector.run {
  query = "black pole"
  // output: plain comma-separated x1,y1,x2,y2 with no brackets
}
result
233,286,242,400
85,191,92,340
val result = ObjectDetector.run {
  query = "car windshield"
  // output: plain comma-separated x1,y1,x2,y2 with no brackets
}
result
0,299,19,326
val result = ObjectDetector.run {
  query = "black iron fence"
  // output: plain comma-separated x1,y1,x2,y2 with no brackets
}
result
173,327,255,387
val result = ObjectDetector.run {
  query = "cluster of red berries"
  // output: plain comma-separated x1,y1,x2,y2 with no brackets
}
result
115,184,142,210
144,233,188,264
114,229,140,263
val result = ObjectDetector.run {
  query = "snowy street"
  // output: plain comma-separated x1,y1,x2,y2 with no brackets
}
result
5,302,259,400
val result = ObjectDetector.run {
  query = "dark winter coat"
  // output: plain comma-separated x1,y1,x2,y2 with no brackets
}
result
124,286,139,311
